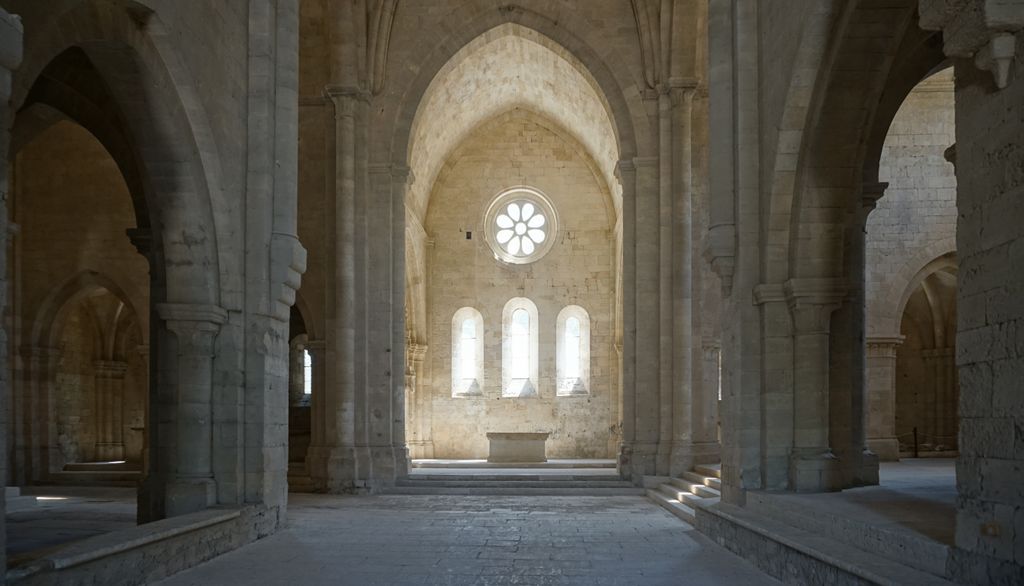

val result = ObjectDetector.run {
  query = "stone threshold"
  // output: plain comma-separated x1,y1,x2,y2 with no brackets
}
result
9,507,241,584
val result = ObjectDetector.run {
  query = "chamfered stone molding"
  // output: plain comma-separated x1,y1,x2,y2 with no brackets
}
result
919,0,1024,89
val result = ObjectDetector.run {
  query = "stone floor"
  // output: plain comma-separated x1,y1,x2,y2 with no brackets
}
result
158,494,780,586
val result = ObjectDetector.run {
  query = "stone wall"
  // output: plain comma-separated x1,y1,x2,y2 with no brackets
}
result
421,111,618,459
948,32,1024,584
867,69,957,338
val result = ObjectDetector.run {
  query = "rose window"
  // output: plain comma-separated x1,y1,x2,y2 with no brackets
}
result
483,188,558,265
495,202,547,257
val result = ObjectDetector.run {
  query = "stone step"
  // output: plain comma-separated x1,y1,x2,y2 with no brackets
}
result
406,474,622,482
657,483,712,507
411,460,616,469
381,486,645,496
668,477,720,499
646,488,696,524
681,470,722,491
695,502,954,586
693,464,721,479
287,475,315,493
744,491,950,578
46,471,141,487
397,479,633,488
63,462,140,472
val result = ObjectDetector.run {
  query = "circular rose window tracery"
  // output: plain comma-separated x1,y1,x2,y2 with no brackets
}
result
484,188,558,265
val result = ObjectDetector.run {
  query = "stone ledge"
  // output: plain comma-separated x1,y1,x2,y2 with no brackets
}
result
9,507,242,583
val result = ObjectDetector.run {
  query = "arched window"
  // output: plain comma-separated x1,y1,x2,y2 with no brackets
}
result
556,306,591,395
502,298,539,397
303,349,313,395
451,308,484,396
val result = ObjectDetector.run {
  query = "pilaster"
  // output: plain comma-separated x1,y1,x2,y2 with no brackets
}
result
93,360,129,462
865,336,904,461
785,279,845,492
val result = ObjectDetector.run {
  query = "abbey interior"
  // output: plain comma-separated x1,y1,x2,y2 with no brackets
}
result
0,1,1021,585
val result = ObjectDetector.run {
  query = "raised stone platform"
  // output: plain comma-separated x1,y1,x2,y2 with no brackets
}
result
693,459,956,585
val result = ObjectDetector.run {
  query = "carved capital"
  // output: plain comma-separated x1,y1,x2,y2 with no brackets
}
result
706,224,736,297
785,278,847,334
866,336,905,358
157,303,228,357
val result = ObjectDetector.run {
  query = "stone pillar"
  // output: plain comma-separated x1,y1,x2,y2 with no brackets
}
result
0,7,23,575
619,157,661,480
866,336,903,461
93,360,128,461
695,339,722,455
16,345,60,483
851,182,886,485
786,280,845,492
156,303,227,516
288,337,306,407
134,345,150,470
304,339,329,479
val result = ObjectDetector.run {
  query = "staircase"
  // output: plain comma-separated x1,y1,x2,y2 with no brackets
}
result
287,461,315,493
646,464,721,523
383,471,644,496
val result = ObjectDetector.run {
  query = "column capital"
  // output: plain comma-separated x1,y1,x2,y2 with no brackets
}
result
157,303,228,327
157,303,227,356
866,336,905,358
305,339,326,352
407,342,427,364
785,278,847,334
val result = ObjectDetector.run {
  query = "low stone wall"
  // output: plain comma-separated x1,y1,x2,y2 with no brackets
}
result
9,505,278,585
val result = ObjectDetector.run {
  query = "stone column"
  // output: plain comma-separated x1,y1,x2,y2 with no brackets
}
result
865,336,903,461
786,280,845,492
405,342,431,459
156,303,227,516
851,182,887,485
288,337,306,407
304,340,328,476
620,157,661,480
696,339,722,454
93,360,128,461
134,345,150,470
0,8,22,574
15,346,60,483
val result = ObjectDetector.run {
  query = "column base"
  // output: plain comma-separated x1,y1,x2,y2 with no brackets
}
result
407,440,434,460
669,441,721,477
867,437,900,462
95,443,126,462
854,449,880,487
619,441,658,483
306,444,409,493
165,477,216,517
789,449,842,492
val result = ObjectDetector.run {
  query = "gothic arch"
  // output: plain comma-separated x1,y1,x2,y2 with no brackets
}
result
380,5,644,171
12,0,225,305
